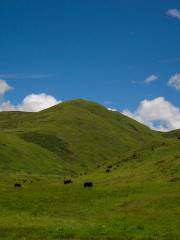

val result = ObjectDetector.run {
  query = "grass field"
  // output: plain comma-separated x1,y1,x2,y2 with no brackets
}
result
0,100,179,239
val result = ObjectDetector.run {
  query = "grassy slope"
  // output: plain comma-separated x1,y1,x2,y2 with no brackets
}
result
0,99,179,240
0,99,162,175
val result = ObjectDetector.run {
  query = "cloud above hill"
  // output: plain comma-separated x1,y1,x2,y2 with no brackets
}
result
1,80,180,131
123,97,180,131
0,80,60,112
18,94,60,112
0,80,12,96
167,9,180,19
168,73,180,90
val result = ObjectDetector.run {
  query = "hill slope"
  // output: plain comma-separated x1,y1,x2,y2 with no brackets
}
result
0,99,163,175
0,99,180,240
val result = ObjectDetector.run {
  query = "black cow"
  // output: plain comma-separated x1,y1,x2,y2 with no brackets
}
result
107,165,112,169
106,169,110,173
84,182,93,188
14,183,21,188
64,179,72,184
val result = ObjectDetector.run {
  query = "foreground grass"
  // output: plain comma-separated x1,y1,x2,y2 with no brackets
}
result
0,170,179,240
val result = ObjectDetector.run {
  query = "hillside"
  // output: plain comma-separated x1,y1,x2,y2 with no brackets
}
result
0,99,180,240
0,99,163,175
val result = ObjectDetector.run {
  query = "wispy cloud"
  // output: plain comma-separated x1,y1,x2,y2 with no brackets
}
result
131,80,143,85
132,74,158,85
168,73,180,90
0,80,13,96
0,73,51,80
144,75,158,84
167,8,180,19
158,57,180,64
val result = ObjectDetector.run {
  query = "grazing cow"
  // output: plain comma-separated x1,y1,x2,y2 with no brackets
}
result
14,183,21,188
64,179,72,184
107,165,112,169
106,169,110,173
84,182,93,188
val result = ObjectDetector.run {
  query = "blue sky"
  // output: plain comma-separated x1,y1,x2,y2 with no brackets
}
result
1,0,180,131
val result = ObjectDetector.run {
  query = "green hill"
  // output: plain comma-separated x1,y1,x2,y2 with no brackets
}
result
0,99,179,240
0,99,162,175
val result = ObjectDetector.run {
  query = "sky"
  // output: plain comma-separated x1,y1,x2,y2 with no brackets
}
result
0,0,180,131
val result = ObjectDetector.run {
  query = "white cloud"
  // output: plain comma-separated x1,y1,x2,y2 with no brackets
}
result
144,75,158,84
0,79,60,112
0,78,61,112
123,97,180,131
107,107,117,112
0,93,60,112
167,8,180,19
132,75,158,85
0,73,51,79
0,101,16,111
168,73,180,90
0,80,12,95
17,93,60,112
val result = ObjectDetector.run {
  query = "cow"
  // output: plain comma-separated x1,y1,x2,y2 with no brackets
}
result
107,165,112,169
84,182,93,188
106,169,110,173
64,179,72,184
14,183,21,188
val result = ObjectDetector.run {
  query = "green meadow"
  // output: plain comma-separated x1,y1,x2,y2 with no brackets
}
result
0,100,179,239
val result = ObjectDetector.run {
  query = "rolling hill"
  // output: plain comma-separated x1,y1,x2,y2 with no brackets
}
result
0,99,179,240
0,99,163,175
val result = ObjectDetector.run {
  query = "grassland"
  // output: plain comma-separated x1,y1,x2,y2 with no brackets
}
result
0,99,179,239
